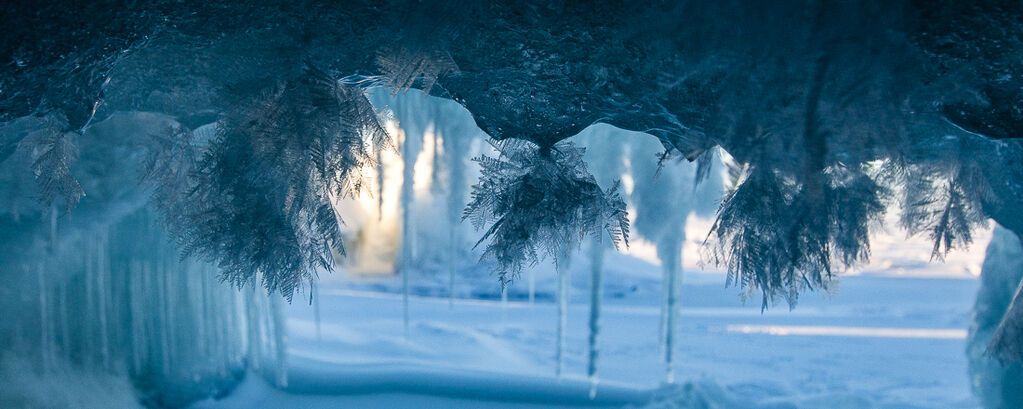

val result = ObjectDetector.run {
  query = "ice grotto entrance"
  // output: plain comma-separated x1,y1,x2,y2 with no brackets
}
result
0,86,1009,409
197,90,997,408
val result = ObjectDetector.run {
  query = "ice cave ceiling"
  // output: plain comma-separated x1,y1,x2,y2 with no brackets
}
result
4,0,1023,360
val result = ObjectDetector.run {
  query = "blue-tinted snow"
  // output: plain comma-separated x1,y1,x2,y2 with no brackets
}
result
194,250,980,408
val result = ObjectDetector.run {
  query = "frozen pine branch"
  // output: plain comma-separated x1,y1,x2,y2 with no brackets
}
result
157,63,393,300
892,133,996,261
15,114,86,211
706,163,888,309
463,139,628,287
377,47,458,95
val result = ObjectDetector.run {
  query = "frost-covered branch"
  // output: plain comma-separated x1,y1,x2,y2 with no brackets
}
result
157,64,393,299
706,163,888,309
463,139,629,286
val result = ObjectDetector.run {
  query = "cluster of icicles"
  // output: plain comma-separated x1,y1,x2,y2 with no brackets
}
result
26,208,287,406
18,88,706,405
367,89,706,399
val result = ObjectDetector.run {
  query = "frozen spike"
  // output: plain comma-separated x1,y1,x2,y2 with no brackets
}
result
37,262,51,372
313,283,322,342
449,227,456,310
58,279,70,364
97,230,110,370
398,108,422,336
528,269,536,305
270,292,289,387
555,243,572,378
587,238,604,398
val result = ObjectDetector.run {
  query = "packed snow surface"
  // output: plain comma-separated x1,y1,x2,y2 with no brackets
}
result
193,252,979,408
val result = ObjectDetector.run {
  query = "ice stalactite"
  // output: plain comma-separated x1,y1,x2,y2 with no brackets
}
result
658,269,668,356
442,108,473,309
2,205,288,407
369,88,485,317
555,243,573,378
245,269,289,389
332,88,488,319
375,89,428,335
448,226,457,309
627,132,696,384
38,261,53,373
967,226,1023,408
658,177,692,384
430,127,444,194
587,238,605,398
574,124,629,397
448,224,457,309
661,229,684,384
269,293,289,387
38,205,58,373
528,269,536,305
501,285,509,320
376,149,386,221
116,210,288,403
96,229,111,370
401,123,415,335
312,282,322,341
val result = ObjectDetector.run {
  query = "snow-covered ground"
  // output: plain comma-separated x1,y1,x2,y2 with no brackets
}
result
193,252,980,408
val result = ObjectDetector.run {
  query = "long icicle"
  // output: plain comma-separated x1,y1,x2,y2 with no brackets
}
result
58,273,70,364
376,149,385,221
38,261,51,372
444,117,471,311
270,292,289,387
587,238,605,398
400,127,414,336
661,214,688,384
84,241,95,367
555,243,572,378
658,264,668,357
664,246,680,384
98,229,110,370
40,204,58,372
448,221,456,310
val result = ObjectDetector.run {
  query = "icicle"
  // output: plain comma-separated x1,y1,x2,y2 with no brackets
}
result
58,278,70,363
48,203,57,251
430,130,444,193
658,262,668,357
402,263,410,337
161,240,176,376
501,284,509,320
555,244,572,378
39,204,58,372
270,293,289,387
399,125,416,336
587,239,605,398
312,281,322,341
84,242,95,367
446,125,462,310
153,262,171,376
446,228,454,308
376,149,385,220
196,261,210,372
448,226,456,309
130,260,144,374
664,249,680,384
659,217,688,384
37,262,52,372
528,269,536,305
97,230,110,370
